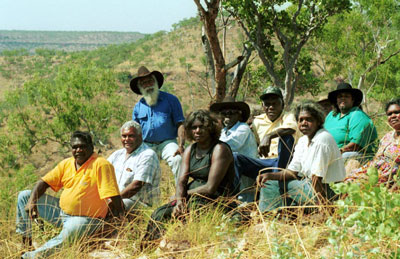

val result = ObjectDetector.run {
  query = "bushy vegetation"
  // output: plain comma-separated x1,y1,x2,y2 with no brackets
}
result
0,7,400,258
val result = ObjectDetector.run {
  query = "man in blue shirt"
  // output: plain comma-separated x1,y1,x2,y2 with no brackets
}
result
210,96,258,202
130,66,185,184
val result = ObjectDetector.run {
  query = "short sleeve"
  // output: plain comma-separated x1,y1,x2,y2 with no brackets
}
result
281,113,298,131
168,94,185,125
348,112,376,147
42,161,65,192
308,144,331,179
133,152,159,184
96,162,120,199
287,139,304,173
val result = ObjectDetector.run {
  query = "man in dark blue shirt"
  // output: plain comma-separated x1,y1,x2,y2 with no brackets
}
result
130,66,185,184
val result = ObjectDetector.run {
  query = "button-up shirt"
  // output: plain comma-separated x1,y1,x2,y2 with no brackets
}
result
252,112,298,158
107,143,161,206
132,91,185,143
220,121,258,158
288,129,345,183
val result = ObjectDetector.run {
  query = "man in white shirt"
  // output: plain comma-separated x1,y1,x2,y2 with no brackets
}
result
257,101,345,212
107,121,161,212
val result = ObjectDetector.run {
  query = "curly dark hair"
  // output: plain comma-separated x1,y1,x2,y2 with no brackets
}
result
293,101,326,129
385,98,400,113
185,109,222,142
71,131,94,149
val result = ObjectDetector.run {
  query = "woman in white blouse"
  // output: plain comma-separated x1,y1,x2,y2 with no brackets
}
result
257,101,345,212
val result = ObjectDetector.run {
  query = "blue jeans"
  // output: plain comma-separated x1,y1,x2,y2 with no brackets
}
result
259,179,336,212
145,139,181,184
16,190,104,258
233,135,295,202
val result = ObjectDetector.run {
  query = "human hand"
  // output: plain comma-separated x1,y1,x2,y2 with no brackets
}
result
256,173,270,187
258,136,271,157
173,146,185,157
25,202,38,220
172,200,186,219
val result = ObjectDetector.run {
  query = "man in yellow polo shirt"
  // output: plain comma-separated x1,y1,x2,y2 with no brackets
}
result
233,86,298,203
16,131,124,258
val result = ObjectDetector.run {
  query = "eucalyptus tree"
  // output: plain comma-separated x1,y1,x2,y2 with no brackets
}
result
224,0,351,106
311,0,400,105
193,0,252,102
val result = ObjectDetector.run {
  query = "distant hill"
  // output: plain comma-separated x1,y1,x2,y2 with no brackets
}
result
0,30,146,53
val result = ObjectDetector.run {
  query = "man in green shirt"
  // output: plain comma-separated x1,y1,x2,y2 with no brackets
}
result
324,83,377,161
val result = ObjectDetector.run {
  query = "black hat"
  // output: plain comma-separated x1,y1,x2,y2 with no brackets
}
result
328,83,363,107
129,66,164,95
210,96,250,122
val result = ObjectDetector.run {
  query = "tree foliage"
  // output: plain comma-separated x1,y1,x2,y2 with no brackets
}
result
1,62,126,169
312,0,400,105
224,0,351,106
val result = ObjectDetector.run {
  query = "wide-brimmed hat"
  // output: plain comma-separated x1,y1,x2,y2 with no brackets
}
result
260,86,283,100
129,66,164,95
328,82,363,107
210,96,250,122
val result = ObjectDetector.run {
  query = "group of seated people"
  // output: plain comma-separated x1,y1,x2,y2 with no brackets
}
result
16,78,400,257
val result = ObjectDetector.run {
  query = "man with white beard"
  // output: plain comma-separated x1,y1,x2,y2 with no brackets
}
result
130,66,185,184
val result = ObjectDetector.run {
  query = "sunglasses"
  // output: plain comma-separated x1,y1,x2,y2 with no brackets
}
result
220,110,242,116
387,110,400,116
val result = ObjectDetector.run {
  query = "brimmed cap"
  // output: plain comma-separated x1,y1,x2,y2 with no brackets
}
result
328,82,363,107
129,66,164,95
210,96,250,122
260,86,283,100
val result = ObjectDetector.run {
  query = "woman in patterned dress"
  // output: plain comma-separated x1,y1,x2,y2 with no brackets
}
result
345,98,400,185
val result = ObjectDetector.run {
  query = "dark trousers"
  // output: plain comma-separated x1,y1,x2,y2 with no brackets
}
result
233,135,295,202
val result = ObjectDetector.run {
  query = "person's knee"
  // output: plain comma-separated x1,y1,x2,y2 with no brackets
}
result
18,190,32,204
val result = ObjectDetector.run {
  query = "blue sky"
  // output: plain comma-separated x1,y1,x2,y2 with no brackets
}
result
0,0,198,33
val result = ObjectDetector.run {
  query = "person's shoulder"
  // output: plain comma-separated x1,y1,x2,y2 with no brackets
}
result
160,91,178,100
93,154,113,167
214,141,233,154
109,148,125,157
350,107,371,119
56,156,74,168
236,122,251,130
138,143,158,158
314,129,337,146
282,112,296,121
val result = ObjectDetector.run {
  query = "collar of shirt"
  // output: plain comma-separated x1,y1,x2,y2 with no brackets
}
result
75,152,97,172
334,106,360,119
256,112,284,124
124,142,147,159
223,121,241,135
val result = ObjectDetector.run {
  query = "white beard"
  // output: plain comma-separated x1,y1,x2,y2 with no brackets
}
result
139,82,159,106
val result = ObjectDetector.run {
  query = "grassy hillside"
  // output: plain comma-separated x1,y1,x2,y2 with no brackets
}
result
0,30,145,53
0,16,397,259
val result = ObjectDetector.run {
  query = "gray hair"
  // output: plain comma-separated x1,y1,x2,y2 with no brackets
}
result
293,101,326,127
120,120,142,135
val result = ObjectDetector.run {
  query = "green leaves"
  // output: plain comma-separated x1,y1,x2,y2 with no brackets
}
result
1,62,126,170
328,173,400,256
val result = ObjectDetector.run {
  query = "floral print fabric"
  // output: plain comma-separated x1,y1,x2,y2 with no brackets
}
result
345,131,400,184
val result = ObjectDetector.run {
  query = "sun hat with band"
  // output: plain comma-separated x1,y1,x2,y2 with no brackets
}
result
129,66,164,95
210,96,251,122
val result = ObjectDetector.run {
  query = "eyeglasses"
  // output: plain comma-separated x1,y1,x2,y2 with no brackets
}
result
220,110,242,116
387,110,400,116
